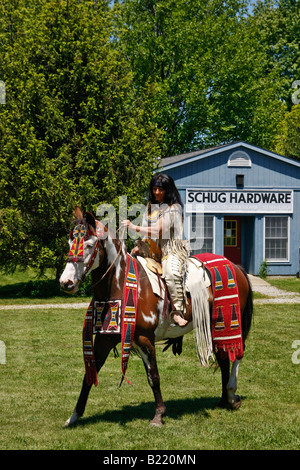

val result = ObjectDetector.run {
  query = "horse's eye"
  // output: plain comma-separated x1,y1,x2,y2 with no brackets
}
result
69,230,74,240
84,229,91,241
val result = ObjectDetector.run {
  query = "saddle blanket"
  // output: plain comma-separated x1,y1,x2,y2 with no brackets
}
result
82,254,139,387
193,253,244,362
92,300,122,334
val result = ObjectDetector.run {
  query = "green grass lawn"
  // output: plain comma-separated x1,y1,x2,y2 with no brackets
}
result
267,276,300,294
0,268,91,305
0,299,299,450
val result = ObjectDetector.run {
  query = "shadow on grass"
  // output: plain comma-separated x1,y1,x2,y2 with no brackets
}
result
0,278,91,299
68,396,239,428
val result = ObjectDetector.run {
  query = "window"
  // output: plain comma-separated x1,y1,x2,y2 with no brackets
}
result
224,219,237,247
189,215,214,254
228,151,251,167
265,217,289,261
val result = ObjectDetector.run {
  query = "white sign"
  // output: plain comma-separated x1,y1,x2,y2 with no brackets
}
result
186,189,293,213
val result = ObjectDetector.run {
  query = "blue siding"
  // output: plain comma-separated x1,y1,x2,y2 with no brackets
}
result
162,143,300,275
168,149,300,191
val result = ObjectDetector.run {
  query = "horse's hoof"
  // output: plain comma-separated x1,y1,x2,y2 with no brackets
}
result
216,396,241,410
228,395,241,410
63,410,79,428
150,417,164,427
231,396,241,410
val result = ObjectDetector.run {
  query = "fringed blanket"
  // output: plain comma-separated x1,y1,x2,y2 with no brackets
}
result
120,255,139,386
82,254,139,387
192,253,244,363
82,299,99,386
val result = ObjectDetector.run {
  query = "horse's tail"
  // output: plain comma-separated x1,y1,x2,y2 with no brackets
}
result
189,277,214,367
239,266,254,343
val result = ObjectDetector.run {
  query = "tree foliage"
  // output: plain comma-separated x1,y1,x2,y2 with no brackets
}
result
112,0,290,155
0,0,162,276
274,105,300,160
252,0,300,157
252,0,300,109
0,0,299,275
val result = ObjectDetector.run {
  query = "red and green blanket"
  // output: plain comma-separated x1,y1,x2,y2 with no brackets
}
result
192,253,244,362
82,254,138,386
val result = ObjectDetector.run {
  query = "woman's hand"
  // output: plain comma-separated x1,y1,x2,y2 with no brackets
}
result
121,219,135,231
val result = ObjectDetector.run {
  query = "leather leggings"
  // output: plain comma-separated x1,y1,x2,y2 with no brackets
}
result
162,254,185,312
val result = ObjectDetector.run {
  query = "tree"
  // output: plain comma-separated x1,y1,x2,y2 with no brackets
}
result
0,0,162,276
252,0,300,110
112,0,286,155
251,0,300,155
274,105,300,159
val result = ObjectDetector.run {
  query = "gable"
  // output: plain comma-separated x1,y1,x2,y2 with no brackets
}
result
160,142,300,189
161,141,300,171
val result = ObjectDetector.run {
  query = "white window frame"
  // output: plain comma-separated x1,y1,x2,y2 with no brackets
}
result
187,214,215,254
227,150,252,167
263,216,290,263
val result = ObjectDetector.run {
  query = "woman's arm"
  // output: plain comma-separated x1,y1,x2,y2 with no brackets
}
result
121,217,162,239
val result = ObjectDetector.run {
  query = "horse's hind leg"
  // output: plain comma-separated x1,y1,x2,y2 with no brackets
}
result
216,352,230,408
135,336,166,427
64,335,119,427
216,353,241,409
227,359,241,409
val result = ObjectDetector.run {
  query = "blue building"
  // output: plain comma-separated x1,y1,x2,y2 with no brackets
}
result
160,141,300,276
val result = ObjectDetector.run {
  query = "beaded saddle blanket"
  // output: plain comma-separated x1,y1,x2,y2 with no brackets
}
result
192,253,244,362
82,254,139,387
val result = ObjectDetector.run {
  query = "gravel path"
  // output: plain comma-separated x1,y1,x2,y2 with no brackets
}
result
0,302,89,310
0,277,299,310
248,275,300,304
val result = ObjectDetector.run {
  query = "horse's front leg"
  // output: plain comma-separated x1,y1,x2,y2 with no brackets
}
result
64,334,120,427
135,334,166,427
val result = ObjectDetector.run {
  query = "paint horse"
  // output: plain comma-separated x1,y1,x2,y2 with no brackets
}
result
60,207,253,427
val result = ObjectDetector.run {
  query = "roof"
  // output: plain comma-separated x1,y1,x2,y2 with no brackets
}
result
160,141,300,170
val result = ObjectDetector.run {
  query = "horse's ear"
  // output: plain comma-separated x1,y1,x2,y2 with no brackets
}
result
86,211,96,230
74,205,83,220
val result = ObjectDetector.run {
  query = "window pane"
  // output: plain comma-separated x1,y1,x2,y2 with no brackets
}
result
265,217,288,260
190,215,213,254
224,220,237,247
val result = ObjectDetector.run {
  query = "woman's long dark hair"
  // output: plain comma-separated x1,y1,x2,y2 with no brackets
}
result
148,173,183,208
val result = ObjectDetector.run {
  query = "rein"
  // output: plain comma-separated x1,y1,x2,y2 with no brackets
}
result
85,225,126,290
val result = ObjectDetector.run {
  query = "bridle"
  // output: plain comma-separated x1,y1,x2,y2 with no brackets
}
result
67,221,125,288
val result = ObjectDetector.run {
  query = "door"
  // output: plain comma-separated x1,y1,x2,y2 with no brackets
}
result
224,217,241,264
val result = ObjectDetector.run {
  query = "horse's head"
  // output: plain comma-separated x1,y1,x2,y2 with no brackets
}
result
59,206,106,294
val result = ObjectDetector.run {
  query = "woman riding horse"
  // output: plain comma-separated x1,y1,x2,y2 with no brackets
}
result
122,174,189,327
60,191,253,426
